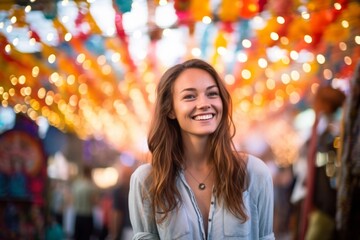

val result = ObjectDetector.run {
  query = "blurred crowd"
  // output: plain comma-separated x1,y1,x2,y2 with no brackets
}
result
47,164,134,240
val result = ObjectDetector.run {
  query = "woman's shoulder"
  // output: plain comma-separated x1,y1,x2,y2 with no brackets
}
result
246,154,273,184
131,163,152,183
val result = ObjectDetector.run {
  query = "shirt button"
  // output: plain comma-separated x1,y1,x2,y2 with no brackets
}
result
208,218,212,222
211,201,214,205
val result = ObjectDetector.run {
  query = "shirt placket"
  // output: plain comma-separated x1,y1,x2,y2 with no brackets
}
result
207,190,216,240
179,171,207,240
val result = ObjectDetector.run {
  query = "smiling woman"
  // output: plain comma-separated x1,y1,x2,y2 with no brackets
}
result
128,58,275,240
169,67,223,137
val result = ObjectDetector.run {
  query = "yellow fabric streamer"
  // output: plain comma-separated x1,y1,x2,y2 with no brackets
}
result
211,30,227,65
84,11,103,35
52,18,69,41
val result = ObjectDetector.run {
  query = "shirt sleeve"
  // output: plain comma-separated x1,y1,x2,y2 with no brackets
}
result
128,164,160,240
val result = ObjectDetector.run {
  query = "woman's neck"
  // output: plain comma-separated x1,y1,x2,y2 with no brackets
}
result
182,135,211,168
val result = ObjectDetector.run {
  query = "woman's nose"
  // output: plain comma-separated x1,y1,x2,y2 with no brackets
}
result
198,104,210,110
197,97,211,110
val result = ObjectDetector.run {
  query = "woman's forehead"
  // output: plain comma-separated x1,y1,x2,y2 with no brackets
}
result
173,68,216,88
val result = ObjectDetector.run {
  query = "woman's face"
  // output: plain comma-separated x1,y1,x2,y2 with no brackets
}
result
170,68,223,138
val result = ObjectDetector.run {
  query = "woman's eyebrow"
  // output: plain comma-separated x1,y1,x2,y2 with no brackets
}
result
180,87,196,93
180,85,218,93
207,85,218,90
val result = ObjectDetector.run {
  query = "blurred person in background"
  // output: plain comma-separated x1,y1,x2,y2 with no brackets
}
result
109,164,134,240
96,191,112,240
303,86,346,240
49,180,70,228
44,213,64,240
71,165,98,240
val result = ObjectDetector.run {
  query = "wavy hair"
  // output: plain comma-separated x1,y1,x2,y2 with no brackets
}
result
146,59,248,223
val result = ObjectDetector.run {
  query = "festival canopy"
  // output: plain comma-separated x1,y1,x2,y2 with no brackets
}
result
0,0,359,164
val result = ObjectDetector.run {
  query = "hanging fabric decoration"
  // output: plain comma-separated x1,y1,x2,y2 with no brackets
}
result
0,2,13,11
211,30,227,65
113,12,136,72
29,27,42,43
83,10,103,35
239,0,259,19
200,24,212,59
74,3,89,40
147,0,162,42
309,10,333,48
174,0,192,25
111,11,136,71
218,0,241,22
56,43,83,76
146,0,161,73
114,11,127,41
255,17,281,47
42,0,57,20
267,0,292,16
235,19,250,51
190,0,211,21
231,19,250,74
323,1,359,45
258,0,268,13
85,35,105,56
8,5,27,28
52,18,70,43
0,36,27,75
115,0,133,13
74,2,102,39
286,17,311,50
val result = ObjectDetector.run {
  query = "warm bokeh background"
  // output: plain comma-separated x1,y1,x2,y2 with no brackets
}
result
0,0,359,239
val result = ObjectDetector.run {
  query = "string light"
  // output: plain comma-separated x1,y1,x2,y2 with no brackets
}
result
241,69,252,79
316,54,325,64
258,58,268,68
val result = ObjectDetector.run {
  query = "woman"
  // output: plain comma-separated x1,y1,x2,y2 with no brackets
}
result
129,59,275,239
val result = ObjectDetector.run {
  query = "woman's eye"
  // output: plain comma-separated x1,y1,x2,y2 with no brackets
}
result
183,94,195,100
208,91,219,97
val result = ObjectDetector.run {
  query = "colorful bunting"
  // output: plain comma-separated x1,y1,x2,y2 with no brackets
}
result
0,0,359,155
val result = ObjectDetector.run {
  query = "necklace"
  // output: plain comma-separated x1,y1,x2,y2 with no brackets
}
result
186,167,213,190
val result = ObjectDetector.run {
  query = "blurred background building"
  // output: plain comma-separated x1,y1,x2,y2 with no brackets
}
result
0,0,359,239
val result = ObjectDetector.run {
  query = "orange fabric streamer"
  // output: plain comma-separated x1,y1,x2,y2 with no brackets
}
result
218,0,241,22
190,0,211,21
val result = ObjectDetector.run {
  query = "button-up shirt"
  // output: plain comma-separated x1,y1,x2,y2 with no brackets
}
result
129,155,275,240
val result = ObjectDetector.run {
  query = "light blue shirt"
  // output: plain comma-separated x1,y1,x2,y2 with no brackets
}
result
129,155,275,240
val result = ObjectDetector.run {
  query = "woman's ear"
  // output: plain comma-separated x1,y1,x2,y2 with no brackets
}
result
168,111,176,119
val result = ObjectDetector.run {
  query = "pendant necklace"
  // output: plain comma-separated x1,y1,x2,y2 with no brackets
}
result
186,167,213,190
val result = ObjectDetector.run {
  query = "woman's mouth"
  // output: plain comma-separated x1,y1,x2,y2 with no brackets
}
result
193,114,214,121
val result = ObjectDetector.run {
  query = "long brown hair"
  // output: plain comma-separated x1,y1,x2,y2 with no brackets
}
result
147,59,248,223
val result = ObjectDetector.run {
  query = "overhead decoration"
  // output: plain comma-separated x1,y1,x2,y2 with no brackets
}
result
190,0,210,22
74,2,103,39
239,0,260,19
174,0,191,24
218,0,241,22
114,10,136,71
8,5,27,28
115,0,133,13
0,0,359,162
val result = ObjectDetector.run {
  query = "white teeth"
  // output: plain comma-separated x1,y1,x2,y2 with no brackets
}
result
194,114,213,120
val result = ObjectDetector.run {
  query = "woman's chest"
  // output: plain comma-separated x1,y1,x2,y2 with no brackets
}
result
156,190,254,240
